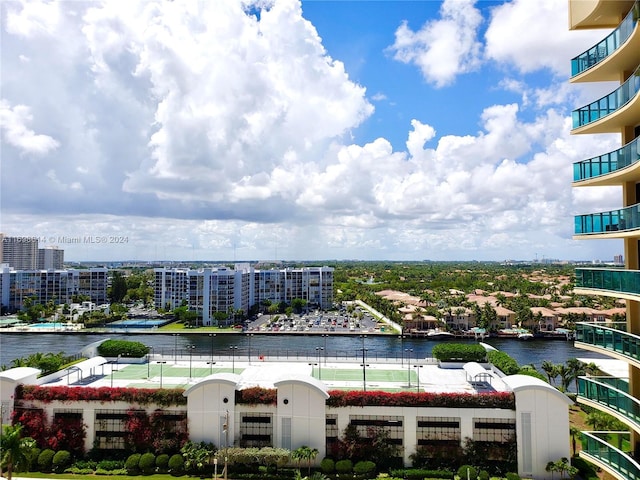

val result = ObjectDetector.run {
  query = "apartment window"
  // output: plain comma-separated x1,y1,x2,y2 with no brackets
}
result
240,413,272,447
95,410,128,450
417,416,461,445
326,414,339,450
473,417,516,443
349,415,404,446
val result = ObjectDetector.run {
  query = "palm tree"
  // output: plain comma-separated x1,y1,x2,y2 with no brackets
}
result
0,424,36,480
569,426,580,457
566,358,585,391
292,445,318,476
541,361,558,385
305,447,318,475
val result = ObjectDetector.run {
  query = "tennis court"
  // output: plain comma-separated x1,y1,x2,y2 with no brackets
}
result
41,354,464,394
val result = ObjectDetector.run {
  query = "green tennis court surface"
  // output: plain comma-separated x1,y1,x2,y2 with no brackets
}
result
311,368,417,383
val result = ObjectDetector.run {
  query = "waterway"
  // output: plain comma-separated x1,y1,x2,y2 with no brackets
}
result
0,332,609,372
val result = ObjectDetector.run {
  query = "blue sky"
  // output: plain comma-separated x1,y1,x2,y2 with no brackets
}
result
0,0,625,262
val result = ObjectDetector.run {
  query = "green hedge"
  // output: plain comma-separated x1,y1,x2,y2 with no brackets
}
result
487,351,519,375
37,449,55,472
168,453,184,476
139,452,156,474
125,453,142,475
320,458,335,474
432,343,486,362
52,450,72,473
98,339,150,358
335,459,353,474
390,468,454,479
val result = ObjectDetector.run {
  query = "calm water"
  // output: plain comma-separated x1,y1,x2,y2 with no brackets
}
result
0,332,608,371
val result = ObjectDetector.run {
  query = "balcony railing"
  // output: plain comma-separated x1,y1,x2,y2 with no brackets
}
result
575,268,640,297
578,377,640,430
572,65,640,129
575,202,640,234
571,1,639,77
580,431,640,480
575,323,640,365
573,136,640,181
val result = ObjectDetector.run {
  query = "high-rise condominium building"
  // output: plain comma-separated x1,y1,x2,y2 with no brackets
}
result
0,267,108,311
155,265,334,326
1,234,39,269
38,246,65,270
570,1,640,477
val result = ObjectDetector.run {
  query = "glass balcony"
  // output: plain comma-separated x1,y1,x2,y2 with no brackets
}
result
571,1,639,77
573,136,640,181
575,268,640,297
578,377,640,430
572,65,640,129
575,202,640,234
580,431,640,480
575,323,640,365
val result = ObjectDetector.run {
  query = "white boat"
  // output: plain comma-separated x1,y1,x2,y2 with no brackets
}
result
517,332,534,341
427,329,455,340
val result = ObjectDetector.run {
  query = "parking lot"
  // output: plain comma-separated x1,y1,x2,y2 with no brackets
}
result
245,308,384,334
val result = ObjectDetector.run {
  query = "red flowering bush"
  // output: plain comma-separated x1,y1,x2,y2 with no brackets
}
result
124,409,153,452
124,409,189,454
15,385,187,407
326,390,514,409
12,407,48,446
150,410,189,453
12,408,86,455
235,387,277,405
46,415,86,455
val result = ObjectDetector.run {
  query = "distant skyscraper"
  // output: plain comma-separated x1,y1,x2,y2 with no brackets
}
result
613,254,623,265
38,246,65,270
1,234,39,269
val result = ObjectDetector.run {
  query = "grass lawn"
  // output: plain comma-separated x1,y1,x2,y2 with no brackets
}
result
14,474,191,480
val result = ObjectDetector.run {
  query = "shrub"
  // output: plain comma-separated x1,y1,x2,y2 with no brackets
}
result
571,457,598,480
125,453,142,475
335,459,353,474
37,448,55,472
96,467,127,475
505,473,520,480
74,459,98,470
96,459,123,471
168,453,185,476
52,450,72,473
325,390,514,409
320,457,335,474
25,447,41,472
156,453,170,473
478,470,489,480
98,339,149,358
66,466,95,474
389,469,454,480
16,384,187,407
354,460,376,477
487,351,519,375
432,343,486,362
457,465,477,479
139,452,156,474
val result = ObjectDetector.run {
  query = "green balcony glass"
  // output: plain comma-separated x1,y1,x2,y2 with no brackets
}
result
578,377,640,430
572,64,640,129
571,1,639,77
573,136,640,181
575,322,640,365
575,268,640,297
575,202,640,234
580,431,640,480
